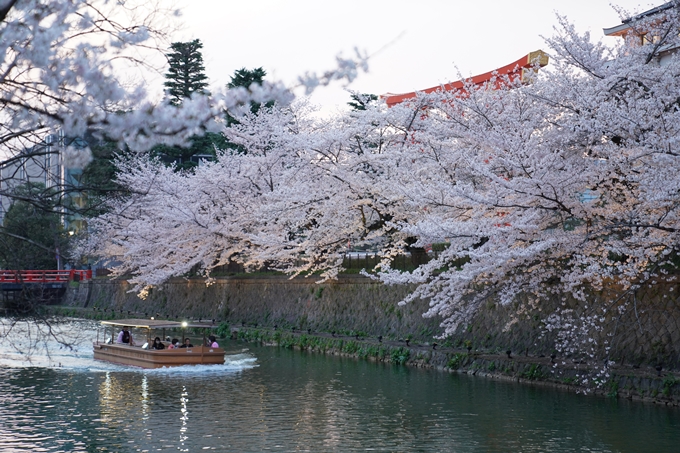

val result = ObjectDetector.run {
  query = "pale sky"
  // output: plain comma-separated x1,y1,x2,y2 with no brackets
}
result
174,0,657,114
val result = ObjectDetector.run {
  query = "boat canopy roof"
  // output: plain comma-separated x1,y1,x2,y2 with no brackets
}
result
100,319,219,329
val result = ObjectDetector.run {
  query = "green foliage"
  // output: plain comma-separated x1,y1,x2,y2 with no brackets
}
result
80,134,129,217
0,182,69,269
607,381,619,398
447,353,466,369
431,242,450,252
342,340,361,354
227,67,266,90
520,364,546,381
298,334,311,349
358,344,381,359
390,347,410,365
278,334,296,349
215,322,231,339
155,39,222,171
347,92,378,111
662,377,678,396
164,39,209,106
419,326,434,338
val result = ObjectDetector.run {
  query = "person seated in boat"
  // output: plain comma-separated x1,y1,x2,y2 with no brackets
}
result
179,338,193,348
167,338,179,349
151,337,165,350
206,335,219,348
116,326,134,345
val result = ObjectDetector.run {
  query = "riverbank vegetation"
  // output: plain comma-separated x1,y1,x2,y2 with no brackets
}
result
227,324,680,407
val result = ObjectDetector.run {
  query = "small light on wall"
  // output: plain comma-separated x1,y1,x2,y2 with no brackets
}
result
182,321,188,328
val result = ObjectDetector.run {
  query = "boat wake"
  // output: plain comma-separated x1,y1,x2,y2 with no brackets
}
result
0,345,258,374
0,318,257,374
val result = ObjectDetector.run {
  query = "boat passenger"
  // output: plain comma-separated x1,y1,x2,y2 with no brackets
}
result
179,338,193,348
116,326,134,345
207,335,219,348
151,337,165,350
168,338,179,349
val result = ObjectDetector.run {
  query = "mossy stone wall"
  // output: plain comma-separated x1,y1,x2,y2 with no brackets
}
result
75,275,443,341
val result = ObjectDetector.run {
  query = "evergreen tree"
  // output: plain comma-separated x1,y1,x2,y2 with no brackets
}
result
0,183,69,270
155,39,222,171
80,133,129,217
163,39,209,106
227,67,267,89
227,67,273,126
227,67,269,119
225,67,272,154
347,92,378,111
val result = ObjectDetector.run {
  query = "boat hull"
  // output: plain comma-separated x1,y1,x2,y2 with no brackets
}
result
93,343,225,368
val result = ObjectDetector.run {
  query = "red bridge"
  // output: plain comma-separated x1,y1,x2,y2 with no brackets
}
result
0,269,92,284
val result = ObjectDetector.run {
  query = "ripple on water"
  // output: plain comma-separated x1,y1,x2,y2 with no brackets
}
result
2,323,680,452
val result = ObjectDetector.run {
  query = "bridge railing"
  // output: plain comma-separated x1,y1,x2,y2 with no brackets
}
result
0,270,92,283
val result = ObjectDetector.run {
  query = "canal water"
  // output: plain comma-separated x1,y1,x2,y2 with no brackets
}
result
0,320,678,452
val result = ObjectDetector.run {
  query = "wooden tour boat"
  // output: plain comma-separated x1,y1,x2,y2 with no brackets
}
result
93,319,225,368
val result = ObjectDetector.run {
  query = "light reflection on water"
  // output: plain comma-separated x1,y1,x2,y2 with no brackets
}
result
0,320,678,452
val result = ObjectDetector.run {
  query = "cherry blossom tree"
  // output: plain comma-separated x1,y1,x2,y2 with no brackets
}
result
83,100,380,292
83,2,680,374
380,8,680,339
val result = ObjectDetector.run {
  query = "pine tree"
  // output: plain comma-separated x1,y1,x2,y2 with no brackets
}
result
224,67,273,154
163,39,209,106
226,67,270,123
227,67,266,89
155,39,220,170
347,92,378,111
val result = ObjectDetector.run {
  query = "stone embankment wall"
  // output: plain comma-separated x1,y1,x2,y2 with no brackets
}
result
66,274,680,371
460,282,680,371
66,275,444,341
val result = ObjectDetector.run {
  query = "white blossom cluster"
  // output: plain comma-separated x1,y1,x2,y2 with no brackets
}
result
0,0,160,155
0,0,366,207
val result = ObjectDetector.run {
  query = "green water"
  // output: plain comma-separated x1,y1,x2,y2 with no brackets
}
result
0,339,678,452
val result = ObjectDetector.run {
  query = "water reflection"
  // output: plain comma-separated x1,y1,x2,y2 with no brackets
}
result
0,334,678,452
179,386,189,452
